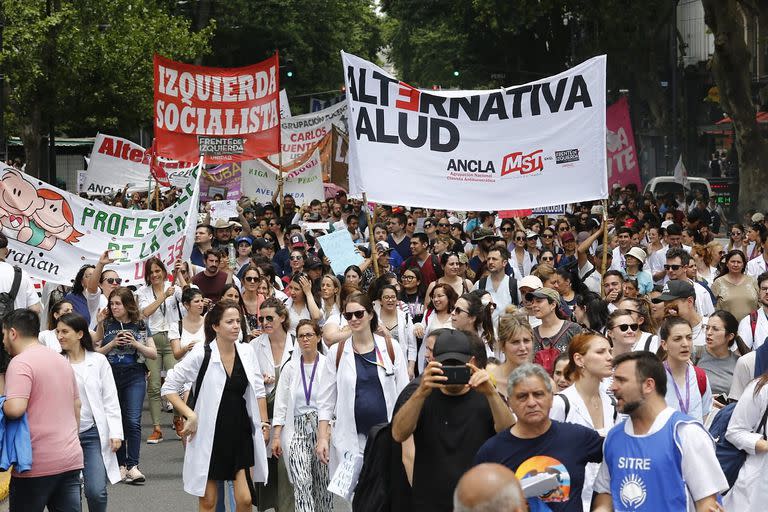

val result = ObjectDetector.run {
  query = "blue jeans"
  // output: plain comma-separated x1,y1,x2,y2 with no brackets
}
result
216,480,236,512
80,424,108,512
111,364,146,468
9,469,81,512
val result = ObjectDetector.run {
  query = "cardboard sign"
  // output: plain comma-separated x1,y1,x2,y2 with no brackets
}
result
317,229,364,275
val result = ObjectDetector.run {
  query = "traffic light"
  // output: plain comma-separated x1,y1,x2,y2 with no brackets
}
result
453,70,460,77
282,59,295,79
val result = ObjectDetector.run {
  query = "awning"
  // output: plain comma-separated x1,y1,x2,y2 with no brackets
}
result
715,112,768,125
7,137,95,147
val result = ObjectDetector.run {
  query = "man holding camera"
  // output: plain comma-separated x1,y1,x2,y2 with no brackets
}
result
392,329,514,512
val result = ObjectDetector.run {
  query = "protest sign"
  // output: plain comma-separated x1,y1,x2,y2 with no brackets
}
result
316,229,363,275
279,89,292,119
154,54,280,163
327,452,364,501
77,171,87,193
271,101,348,164
606,96,641,189
342,52,608,210
0,164,200,286
242,147,325,205
200,162,243,201
84,133,196,195
209,200,238,221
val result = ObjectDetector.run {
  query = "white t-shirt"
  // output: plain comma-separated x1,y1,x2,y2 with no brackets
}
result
664,363,712,423
38,329,61,352
136,284,182,334
738,308,768,349
0,262,40,309
85,291,108,330
293,362,321,416
71,361,95,433
632,332,660,353
593,407,728,511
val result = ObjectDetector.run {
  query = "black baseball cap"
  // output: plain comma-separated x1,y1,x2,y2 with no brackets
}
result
433,329,472,364
652,280,695,303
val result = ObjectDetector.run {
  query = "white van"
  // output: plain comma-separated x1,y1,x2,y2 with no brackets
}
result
643,177,713,199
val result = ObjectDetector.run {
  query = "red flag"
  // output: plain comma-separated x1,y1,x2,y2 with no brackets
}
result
149,140,171,187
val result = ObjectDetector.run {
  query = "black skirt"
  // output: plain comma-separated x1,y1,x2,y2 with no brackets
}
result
208,351,255,480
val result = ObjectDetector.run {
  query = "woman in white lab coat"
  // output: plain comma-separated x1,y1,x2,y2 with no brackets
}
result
251,296,296,511
315,292,409,490
162,300,269,512
549,332,617,512
374,284,417,379
57,312,123,512
272,320,333,512
724,374,768,510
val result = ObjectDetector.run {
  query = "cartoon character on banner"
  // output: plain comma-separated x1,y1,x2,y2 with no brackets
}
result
0,168,83,249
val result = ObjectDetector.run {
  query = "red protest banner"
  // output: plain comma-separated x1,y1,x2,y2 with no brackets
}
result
153,54,280,163
499,209,532,218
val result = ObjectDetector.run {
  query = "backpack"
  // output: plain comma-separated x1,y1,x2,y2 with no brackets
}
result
478,274,519,306
533,324,570,374
0,266,22,320
352,422,394,512
709,402,768,488
693,365,707,397
336,334,396,370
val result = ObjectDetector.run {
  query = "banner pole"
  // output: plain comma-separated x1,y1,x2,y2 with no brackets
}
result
155,183,161,211
600,199,609,281
276,49,285,218
363,192,379,277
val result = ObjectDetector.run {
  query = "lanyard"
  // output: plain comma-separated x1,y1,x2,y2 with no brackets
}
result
300,355,319,406
354,344,387,370
664,361,690,414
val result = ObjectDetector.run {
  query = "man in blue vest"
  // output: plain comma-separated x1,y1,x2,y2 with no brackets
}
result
592,351,727,512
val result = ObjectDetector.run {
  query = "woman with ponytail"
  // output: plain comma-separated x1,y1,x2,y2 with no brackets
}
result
450,291,497,359
549,332,617,512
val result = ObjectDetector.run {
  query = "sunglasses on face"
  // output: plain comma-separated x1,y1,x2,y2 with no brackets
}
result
407,222,416,226
424,223,433,229
664,264,681,271
290,255,303,261
615,323,639,332
244,276,259,283
515,236,525,241
343,310,366,320
731,232,742,236
500,227,514,232
542,234,553,239
452,306,468,315
438,223,450,227
258,315,275,324
541,256,554,261
104,278,123,285
559,227,569,232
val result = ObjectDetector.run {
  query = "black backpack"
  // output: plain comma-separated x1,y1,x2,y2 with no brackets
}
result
352,423,394,512
478,274,519,306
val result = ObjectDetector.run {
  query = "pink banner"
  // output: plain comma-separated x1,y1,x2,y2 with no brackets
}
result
606,96,641,189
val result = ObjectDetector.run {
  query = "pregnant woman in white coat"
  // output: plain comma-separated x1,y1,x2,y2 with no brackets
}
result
57,312,123,512
315,292,408,502
162,300,269,512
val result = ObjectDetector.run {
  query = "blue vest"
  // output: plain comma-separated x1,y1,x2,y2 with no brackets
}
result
604,411,697,511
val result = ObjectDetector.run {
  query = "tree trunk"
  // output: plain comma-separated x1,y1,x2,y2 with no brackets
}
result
702,0,768,216
19,107,42,179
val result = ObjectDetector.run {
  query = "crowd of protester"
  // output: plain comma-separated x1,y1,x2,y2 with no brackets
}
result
5,180,768,511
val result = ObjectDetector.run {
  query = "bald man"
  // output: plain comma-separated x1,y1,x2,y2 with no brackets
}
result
453,463,524,512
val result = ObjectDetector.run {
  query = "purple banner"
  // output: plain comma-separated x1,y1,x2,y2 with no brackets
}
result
200,162,242,202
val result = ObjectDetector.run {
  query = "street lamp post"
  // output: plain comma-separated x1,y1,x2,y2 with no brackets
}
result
46,0,56,185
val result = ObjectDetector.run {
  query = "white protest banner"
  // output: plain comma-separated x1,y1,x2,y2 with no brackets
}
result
77,171,87,193
341,52,608,210
0,164,200,286
209,200,238,221
242,147,325,205
279,89,292,119
316,229,363,275
85,133,196,195
327,452,363,501
272,101,348,164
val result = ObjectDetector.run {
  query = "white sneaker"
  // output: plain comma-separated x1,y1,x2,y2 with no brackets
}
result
119,466,127,482
125,466,146,485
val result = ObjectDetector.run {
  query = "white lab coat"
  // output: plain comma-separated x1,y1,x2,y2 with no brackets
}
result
316,334,408,479
253,333,296,398
549,382,617,512
373,303,417,363
161,341,269,497
77,351,124,484
271,351,328,483
724,379,768,511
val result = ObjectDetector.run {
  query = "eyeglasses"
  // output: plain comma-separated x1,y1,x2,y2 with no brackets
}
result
452,306,468,315
423,223,433,229
343,310,366,320
407,222,416,226
290,255,304,261
541,256,554,261
527,235,538,241
541,234,553,239
438,223,450,227
615,323,639,332
382,296,398,302
514,236,525,241
559,227,569,232
104,278,123,285
731,232,742,237
664,264,681,271
402,275,415,281
297,333,316,340
258,315,275,324
500,227,513,232
244,276,259,283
